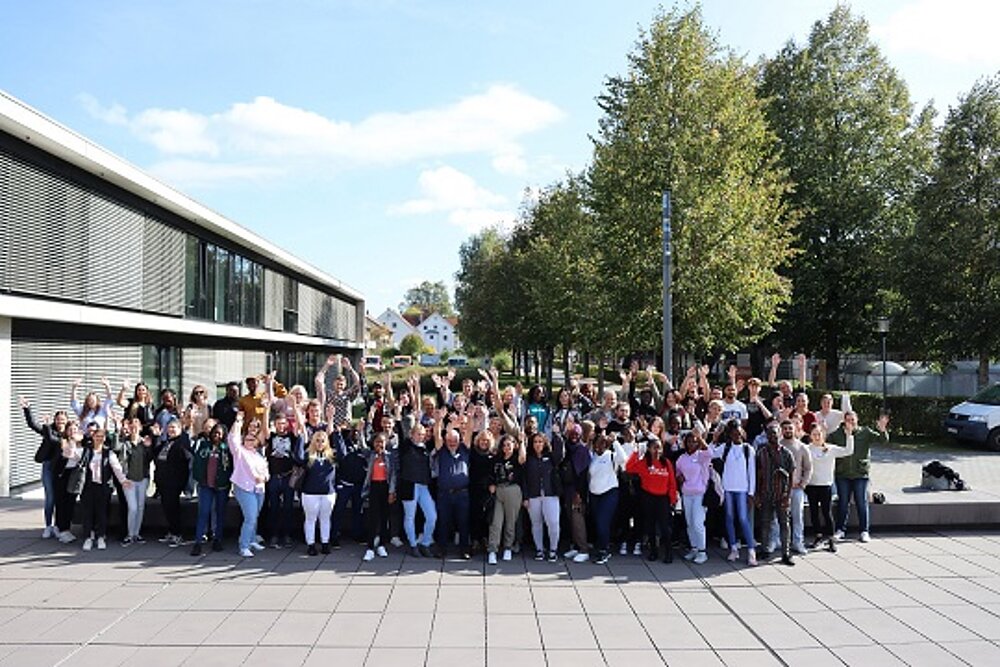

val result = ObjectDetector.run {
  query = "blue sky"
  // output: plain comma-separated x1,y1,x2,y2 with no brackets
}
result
2,0,998,316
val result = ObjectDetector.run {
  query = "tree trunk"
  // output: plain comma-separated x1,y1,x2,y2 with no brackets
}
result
583,350,591,379
562,344,571,387
534,349,541,385
511,347,518,377
546,347,554,397
597,352,606,396
524,349,531,382
825,329,840,391
979,350,990,389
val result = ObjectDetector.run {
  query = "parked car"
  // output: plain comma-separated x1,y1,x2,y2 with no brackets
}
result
944,383,1000,451
447,355,469,367
363,355,383,371
419,353,441,366
392,355,413,368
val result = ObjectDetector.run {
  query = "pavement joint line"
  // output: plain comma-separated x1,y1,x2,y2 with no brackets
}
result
50,579,168,667
606,558,668,666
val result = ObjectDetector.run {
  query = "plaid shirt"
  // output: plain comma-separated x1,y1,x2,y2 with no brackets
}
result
756,444,793,507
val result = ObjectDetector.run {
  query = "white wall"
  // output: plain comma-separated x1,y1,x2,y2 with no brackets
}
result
0,317,10,496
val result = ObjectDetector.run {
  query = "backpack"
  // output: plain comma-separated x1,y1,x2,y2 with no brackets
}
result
921,460,966,491
712,442,751,477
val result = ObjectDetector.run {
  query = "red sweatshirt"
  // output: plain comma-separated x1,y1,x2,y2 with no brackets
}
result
625,451,678,504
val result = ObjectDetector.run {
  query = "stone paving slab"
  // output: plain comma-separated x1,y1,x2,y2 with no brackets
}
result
3,502,1000,666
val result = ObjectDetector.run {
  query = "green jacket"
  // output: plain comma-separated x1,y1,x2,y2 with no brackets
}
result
113,434,154,482
830,425,888,479
191,438,233,489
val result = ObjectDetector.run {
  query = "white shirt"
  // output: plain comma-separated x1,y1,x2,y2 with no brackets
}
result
588,441,627,495
808,435,854,487
710,441,756,496
720,399,748,422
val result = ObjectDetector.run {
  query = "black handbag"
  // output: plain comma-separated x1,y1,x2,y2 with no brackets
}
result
66,453,89,496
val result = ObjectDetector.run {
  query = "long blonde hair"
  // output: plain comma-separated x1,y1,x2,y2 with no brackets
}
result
307,431,336,465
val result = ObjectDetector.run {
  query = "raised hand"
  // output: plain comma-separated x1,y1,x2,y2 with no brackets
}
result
18,396,29,409
876,413,890,432
771,352,781,368
727,364,737,381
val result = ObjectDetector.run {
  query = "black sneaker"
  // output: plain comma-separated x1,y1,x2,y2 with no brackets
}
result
321,543,330,555
212,540,223,552
134,535,146,544
827,539,837,553
781,555,796,566
307,544,318,556
647,548,658,562
409,546,421,558
663,549,673,564
190,543,202,557
547,550,558,563
594,550,611,565
534,550,545,561
418,545,434,558
331,538,341,549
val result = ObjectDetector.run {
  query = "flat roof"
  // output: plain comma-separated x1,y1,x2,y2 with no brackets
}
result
0,89,363,303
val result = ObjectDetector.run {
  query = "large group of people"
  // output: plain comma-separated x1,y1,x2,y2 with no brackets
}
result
21,352,888,568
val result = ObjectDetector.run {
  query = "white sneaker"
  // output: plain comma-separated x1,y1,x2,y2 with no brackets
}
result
390,537,404,548
239,548,254,557
747,551,758,567
502,549,512,561
727,549,739,562
683,549,698,561
573,552,590,563
363,549,376,562
563,549,579,559
59,531,76,544
488,552,498,565
859,531,871,543
82,538,93,551
42,526,54,539
376,546,388,558
720,538,729,550
249,542,265,552
833,530,845,541
97,538,106,550
693,552,708,565
633,543,643,556
619,543,628,556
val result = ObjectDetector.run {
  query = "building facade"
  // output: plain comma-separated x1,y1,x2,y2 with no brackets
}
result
375,308,461,354
0,92,365,496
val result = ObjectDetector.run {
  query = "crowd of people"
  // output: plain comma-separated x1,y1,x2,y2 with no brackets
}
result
20,352,888,567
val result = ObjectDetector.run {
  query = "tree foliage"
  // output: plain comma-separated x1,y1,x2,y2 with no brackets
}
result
401,280,454,317
759,5,934,385
588,6,798,356
901,74,1000,386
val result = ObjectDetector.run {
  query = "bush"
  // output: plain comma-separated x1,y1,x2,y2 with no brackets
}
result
399,334,426,357
379,347,399,361
805,389,962,438
492,350,512,372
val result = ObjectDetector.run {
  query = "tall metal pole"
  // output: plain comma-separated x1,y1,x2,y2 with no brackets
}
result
881,332,888,410
662,191,673,382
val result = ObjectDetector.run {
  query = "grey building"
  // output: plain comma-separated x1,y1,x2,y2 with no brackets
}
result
0,92,364,495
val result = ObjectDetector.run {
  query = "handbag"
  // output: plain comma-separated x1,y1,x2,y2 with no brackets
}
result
288,465,306,492
66,451,89,496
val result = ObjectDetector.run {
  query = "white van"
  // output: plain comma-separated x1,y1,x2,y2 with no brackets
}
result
944,383,1000,451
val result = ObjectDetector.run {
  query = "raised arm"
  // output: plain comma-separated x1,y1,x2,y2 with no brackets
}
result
768,353,780,388
698,365,711,399
797,354,807,391
100,376,114,405
70,379,82,419
19,397,44,435
315,354,335,408
116,380,130,409
342,357,361,399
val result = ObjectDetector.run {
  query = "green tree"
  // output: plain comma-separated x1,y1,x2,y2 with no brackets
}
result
401,280,454,317
903,75,1000,387
454,227,523,355
759,5,934,387
399,333,428,358
588,6,797,360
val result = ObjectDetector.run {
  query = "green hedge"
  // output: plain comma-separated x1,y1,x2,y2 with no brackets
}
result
804,389,963,438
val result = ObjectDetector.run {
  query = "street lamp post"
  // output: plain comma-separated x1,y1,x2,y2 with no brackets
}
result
877,316,890,411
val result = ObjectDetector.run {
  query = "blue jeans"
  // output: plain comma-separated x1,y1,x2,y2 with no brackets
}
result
436,487,470,549
195,486,229,544
835,477,870,534
403,483,437,547
233,486,264,551
724,491,756,550
590,487,619,552
41,460,56,527
266,475,295,542
332,482,364,542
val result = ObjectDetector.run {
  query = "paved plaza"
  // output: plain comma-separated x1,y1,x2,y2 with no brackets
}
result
1,501,1000,666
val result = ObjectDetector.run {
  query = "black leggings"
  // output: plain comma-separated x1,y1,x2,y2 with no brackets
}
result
55,469,78,532
806,485,834,538
80,483,111,539
366,481,391,547
159,483,184,536
642,490,673,548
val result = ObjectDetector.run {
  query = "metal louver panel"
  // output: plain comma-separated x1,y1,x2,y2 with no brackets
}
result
0,152,10,291
315,294,333,337
85,194,144,309
5,155,88,301
297,284,316,336
182,348,216,400
263,268,284,331
141,218,185,316
8,338,142,488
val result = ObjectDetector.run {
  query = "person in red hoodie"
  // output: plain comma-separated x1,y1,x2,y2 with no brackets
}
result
626,439,678,563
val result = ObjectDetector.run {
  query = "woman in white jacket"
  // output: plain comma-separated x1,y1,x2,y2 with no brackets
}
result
588,434,628,564
805,423,853,552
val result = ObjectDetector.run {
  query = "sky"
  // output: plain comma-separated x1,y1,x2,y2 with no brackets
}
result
2,0,998,316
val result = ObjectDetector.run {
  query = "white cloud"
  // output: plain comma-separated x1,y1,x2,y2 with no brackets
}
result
389,166,515,233
80,85,564,170
873,0,1000,64
147,159,283,188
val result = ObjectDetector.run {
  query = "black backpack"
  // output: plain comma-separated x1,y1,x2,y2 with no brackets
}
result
712,442,751,477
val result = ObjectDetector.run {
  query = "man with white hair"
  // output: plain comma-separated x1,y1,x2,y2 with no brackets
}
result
432,412,472,559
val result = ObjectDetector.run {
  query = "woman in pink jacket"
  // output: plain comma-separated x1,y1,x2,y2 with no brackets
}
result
674,432,713,564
